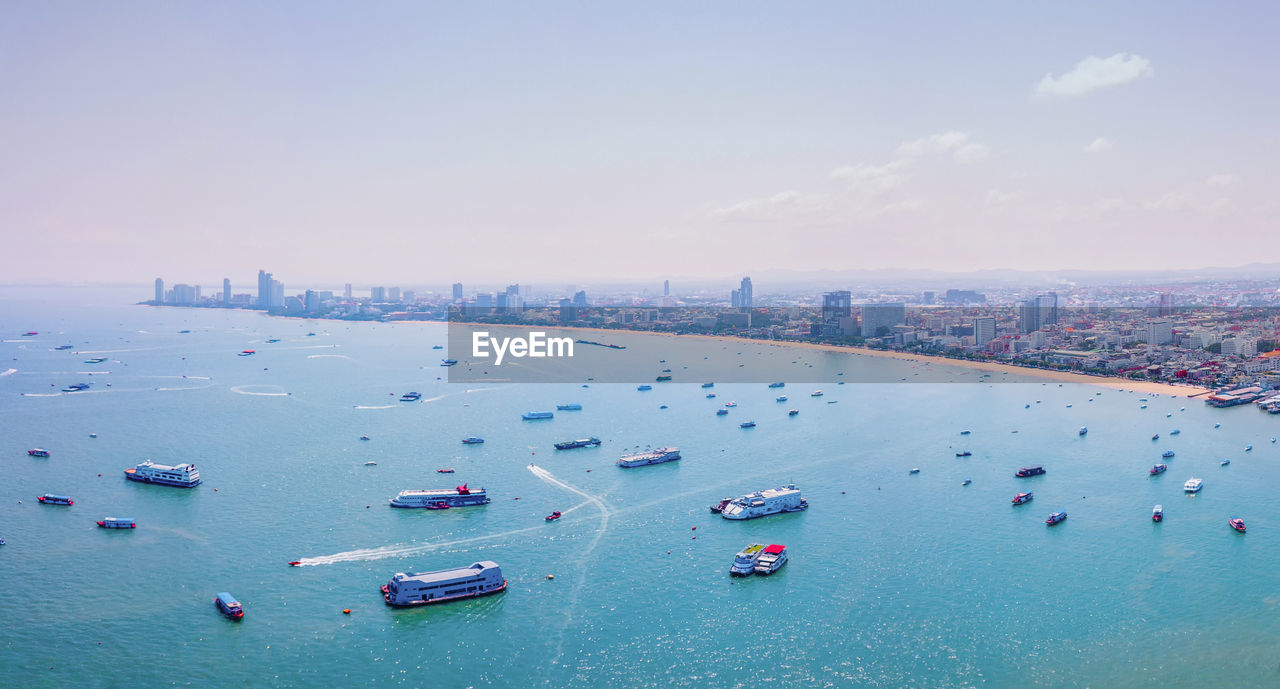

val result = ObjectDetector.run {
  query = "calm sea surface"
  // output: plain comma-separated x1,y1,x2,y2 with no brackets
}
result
3,287,1280,688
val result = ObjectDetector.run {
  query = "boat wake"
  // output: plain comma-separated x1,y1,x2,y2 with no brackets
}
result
295,526,548,566
354,404,398,410
22,392,61,397
0,368,15,377
307,354,352,360
230,385,289,397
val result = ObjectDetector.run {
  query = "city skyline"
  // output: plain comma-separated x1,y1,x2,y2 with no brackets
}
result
3,2,1278,284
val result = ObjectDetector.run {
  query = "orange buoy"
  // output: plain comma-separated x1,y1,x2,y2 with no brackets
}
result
546,574,554,580
691,526,696,530
343,609,351,614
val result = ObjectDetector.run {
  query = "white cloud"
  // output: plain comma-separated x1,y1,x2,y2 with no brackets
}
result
897,131,988,163
1084,137,1112,153
1035,53,1153,98
711,190,816,222
1205,173,1240,187
829,159,911,195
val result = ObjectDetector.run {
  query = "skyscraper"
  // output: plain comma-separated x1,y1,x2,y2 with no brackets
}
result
452,283,463,302
861,303,906,338
1157,292,1174,317
739,277,753,308
222,278,231,304
304,290,319,314
257,270,275,308
731,289,740,308
154,278,164,304
344,283,353,300
973,317,996,345
388,286,401,302
1146,320,1172,346
370,286,386,302
663,280,670,297
1019,293,1058,333
822,291,852,323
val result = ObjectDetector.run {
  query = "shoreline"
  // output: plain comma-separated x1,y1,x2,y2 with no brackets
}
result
405,319,1208,396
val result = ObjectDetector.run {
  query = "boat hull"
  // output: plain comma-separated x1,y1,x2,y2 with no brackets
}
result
124,472,200,488
382,580,508,607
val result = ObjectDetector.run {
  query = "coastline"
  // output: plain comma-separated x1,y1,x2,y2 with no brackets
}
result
406,319,1208,396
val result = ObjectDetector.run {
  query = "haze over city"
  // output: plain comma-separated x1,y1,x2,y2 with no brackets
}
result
3,1,1277,285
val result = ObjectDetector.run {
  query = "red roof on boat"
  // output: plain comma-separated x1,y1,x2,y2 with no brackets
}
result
763,544,785,554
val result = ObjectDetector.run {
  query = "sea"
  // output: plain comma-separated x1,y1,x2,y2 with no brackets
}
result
3,286,1280,688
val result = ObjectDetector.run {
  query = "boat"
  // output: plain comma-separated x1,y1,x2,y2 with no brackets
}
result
390,484,490,508
775,396,788,402
1045,510,1067,525
21,331,37,336
1162,451,1175,458
1230,518,1247,533
1221,459,1231,466
62,383,91,392
554,437,601,450
545,511,561,521
83,357,108,363
400,391,422,402
636,385,653,391
0,537,6,545
768,382,785,388
556,403,583,411
365,461,377,466
706,393,717,399
788,409,799,416
214,592,244,619
238,350,255,356
960,430,971,435
724,401,737,407
37,494,74,506
521,411,554,420
739,421,756,429
730,544,765,576
436,468,455,474
27,449,50,457
710,497,734,513
97,517,136,529
461,437,485,445
1150,464,1168,475
441,359,458,366
1152,434,1159,440
432,345,444,350
1215,423,1221,428
265,338,281,343
656,375,673,382
1152,505,1163,522
702,383,715,388
424,502,451,510
1184,478,1204,493
1170,429,1181,435
288,561,302,566
909,468,920,474
1015,466,1046,478
1245,445,1253,452
716,409,729,416
617,447,680,468
1079,427,1088,435
810,391,823,397
962,478,972,486
54,344,73,350
381,561,507,606
753,544,788,575
124,460,202,488
956,451,972,457
1012,492,1033,504
719,484,807,520
359,435,370,441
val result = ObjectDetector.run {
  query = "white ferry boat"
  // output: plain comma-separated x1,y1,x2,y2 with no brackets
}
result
616,447,681,468
389,484,490,508
729,543,764,576
1184,477,1204,493
720,484,807,520
124,460,201,488
754,544,788,575
381,561,507,606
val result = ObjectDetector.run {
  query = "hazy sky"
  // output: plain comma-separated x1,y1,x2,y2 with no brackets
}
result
2,2,1277,286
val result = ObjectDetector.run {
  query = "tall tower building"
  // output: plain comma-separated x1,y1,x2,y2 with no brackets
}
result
257,270,273,308
973,317,996,345
1019,293,1059,333
344,283,353,300
452,283,463,301
155,278,164,304
222,278,231,304
739,277,753,308
663,280,670,297
861,303,906,338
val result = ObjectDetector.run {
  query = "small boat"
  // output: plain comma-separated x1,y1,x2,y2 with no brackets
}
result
1214,423,1221,428
441,359,458,366
710,498,733,513
661,369,671,373
724,401,737,407
400,391,422,402
365,461,377,466
1245,445,1253,452
359,435,370,441
97,517,136,529
306,332,316,337
265,338,281,343
1152,434,1159,440
659,405,668,410
556,403,583,411
960,430,971,435
753,544,788,575
214,592,244,619
1221,459,1230,466
955,451,972,457
716,409,729,416
706,393,717,399
554,437,601,450
89,433,97,438
27,449,50,457
1170,429,1180,435
656,375,672,382
908,468,920,474
37,494,73,506
54,344,73,350
1025,404,1031,408
462,437,485,445
788,409,799,416
1015,466,1046,478
810,391,823,397
775,396,788,402
83,357,108,364
545,511,562,521
740,421,756,429
1150,464,1168,475
62,383,91,392
1230,518,1246,533
1045,511,1067,525
432,345,444,350
1184,478,1204,493
636,385,653,391
702,383,714,388
21,331,38,336
1078,427,1087,436
1162,451,1175,458
238,350,255,356
1152,505,1163,522
423,501,451,510
436,469,456,474
962,478,972,486
768,382,785,388
288,561,302,566
522,411,554,420
1012,492,1033,504
0,536,5,545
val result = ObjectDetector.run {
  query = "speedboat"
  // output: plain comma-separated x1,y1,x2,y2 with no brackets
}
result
462,437,484,445
359,435,370,441
909,468,920,474
701,383,714,388
1078,427,1087,435
1245,445,1253,452
436,468,456,474
1150,464,1168,475
62,383,91,392
84,357,108,364
1152,505,1163,522
636,385,652,391
716,409,729,416
545,511,562,521
238,350,255,356
288,561,302,566
1170,429,1180,435
1184,477,1204,493
400,391,422,402
1230,518,1246,533
956,451,972,457
960,430,971,435
1214,423,1221,428
775,396,788,402
1045,511,1067,525
1012,492,1033,505
1162,451,1175,458
810,391,823,397
441,359,458,366
962,478,972,486
768,382,785,388
706,393,717,399
724,401,737,407
788,409,798,416
364,461,377,466
424,501,451,510
1151,434,1159,441
27,449,50,457
214,592,244,619
739,421,756,429
1221,459,1230,466
710,498,733,513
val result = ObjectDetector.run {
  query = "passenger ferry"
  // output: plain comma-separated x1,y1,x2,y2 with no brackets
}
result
1150,464,1168,475
1012,492,1033,504
754,544,788,574
1184,478,1204,493
555,437,601,450
461,437,485,445
521,411,554,420
97,517,136,529
617,447,681,468
556,403,583,411
389,484,490,508
1045,511,1068,526
382,561,507,606
1015,465,1046,478
214,592,244,619
720,484,807,520
37,494,74,505
739,421,756,429
400,391,422,402
730,544,765,576
1152,505,1163,522
27,448,50,457
124,460,202,488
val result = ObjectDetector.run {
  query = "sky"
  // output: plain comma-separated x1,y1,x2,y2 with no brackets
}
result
2,1,1277,287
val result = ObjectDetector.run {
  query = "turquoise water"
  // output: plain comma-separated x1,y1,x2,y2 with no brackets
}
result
3,287,1280,688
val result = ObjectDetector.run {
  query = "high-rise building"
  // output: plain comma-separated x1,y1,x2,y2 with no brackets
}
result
402,290,414,304
370,286,386,302
452,283,463,301
1019,293,1059,333
730,289,740,307
270,280,284,308
304,290,320,314
171,283,197,305
1157,292,1174,317
1146,320,1173,346
861,303,906,338
222,278,231,304
663,280,670,297
822,291,852,323
973,317,996,345
922,291,936,305
154,278,164,304
194,285,202,302
739,277,753,308
388,286,401,302
572,290,588,307
344,283,353,300
257,270,272,308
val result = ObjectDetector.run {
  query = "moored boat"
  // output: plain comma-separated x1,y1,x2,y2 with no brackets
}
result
37,494,74,506
788,409,799,416
636,385,652,391
730,543,765,576
1184,477,1204,493
1150,464,1168,475
753,544,788,575
739,421,756,429
214,592,244,619
462,437,484,444
1079,427,1087,435
124,460,201,488
1045,510,1067,525
617,447,680,468
768,382,785,388
238,350,255,356
27,448,50,457
1012,492,1033,504
1152,505,1163,522
955,451,972,457
1230,518,1246,533
436,468,455,473
521,411,554,420
381,561,507,606
716,409,729,416
720,484,807,520
97,517,136,529
709,497,733,513
556,403,583,411
1015,465,1046,478
554,437,601,450
1162,450,1175,458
